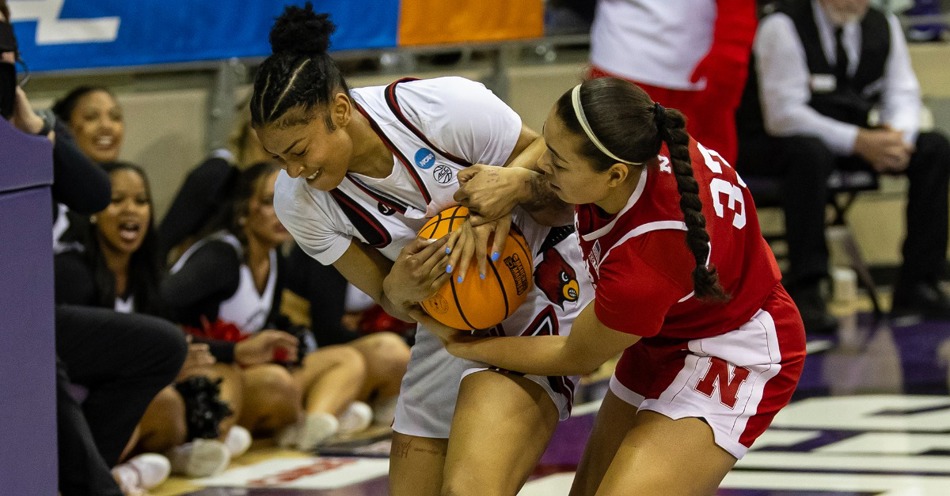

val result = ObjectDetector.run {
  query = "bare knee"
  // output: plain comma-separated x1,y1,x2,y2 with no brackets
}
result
311,344,366,370
356,332,410,369
138,386,187,452
241,365,300,433
353,333,409,395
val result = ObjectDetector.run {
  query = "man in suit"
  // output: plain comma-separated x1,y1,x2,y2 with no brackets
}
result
737,0,950,333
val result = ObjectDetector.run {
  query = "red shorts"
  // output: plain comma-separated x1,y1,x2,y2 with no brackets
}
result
611,285,806,459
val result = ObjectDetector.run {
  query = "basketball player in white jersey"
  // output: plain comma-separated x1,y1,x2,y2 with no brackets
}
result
249,4,593,495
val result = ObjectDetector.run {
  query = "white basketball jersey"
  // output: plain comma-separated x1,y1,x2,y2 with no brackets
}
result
275,77,593,430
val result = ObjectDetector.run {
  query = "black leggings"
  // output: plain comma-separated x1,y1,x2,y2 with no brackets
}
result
56,305,187,496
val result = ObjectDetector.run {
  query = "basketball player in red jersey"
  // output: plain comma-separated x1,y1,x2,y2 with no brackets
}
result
417,77,806,495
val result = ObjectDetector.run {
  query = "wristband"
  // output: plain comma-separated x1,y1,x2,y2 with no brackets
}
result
35,109,55,136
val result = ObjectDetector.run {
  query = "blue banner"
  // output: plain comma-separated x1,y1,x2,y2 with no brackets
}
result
9,0,400,73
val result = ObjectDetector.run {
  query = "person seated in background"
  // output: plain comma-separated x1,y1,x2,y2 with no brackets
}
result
51,85,124,164
736,0,950,332
158,97,270,264
48,85,125,252
163,102,411,427
1,4,187,493
54,161,251,479
55,162,167,315
162,161,393,450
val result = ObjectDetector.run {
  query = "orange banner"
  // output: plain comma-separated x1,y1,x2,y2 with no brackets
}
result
398,0,543,46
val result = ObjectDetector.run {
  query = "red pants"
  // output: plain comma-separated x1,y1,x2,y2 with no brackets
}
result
589,66,739,165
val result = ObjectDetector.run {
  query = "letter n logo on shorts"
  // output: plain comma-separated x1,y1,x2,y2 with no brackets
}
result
694,357,751,409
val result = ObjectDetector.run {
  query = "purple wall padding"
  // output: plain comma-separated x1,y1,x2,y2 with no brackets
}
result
0,119,56,495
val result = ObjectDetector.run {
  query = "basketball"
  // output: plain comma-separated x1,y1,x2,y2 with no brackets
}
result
418,206,533,329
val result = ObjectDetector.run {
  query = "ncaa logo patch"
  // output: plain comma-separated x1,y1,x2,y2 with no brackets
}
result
414,148,436,169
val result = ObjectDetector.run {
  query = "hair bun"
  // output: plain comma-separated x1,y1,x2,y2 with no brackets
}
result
269,2,335,56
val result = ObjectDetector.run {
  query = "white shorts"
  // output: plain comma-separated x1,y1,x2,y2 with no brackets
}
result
610,286,806,459
392,224,591,439
392,326,577,438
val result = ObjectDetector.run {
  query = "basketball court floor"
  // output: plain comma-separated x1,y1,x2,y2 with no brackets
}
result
154,306,950,496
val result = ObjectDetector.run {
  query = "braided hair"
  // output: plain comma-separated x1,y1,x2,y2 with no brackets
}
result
556,78,728,302
250,2,349,130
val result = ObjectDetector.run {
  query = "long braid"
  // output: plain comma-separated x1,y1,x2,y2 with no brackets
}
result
558,78,728,302
656,105,728,302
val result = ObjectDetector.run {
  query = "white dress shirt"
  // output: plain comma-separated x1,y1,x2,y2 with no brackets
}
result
754,0,921,155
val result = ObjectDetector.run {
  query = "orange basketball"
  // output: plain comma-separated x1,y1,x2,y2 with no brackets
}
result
418,206,533,329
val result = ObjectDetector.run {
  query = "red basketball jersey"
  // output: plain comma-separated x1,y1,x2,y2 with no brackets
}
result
576,139,781,339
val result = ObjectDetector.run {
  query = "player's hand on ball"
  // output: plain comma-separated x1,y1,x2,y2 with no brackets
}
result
447,215,511,282
385,235,451,308
418,205,532,329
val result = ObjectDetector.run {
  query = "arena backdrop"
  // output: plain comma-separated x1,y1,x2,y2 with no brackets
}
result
7,0,543,73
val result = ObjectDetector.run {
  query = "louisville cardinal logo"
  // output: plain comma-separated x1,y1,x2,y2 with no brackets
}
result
535,247,580,308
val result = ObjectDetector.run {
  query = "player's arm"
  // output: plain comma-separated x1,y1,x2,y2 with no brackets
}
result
333,237,450,322
414,302,640,376
447,125,572,278
456,125,570,225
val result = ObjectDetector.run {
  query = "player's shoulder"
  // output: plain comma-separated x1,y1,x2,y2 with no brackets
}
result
392,76,496,107
273,172,305,210
398,76,488,92
273,173,336,226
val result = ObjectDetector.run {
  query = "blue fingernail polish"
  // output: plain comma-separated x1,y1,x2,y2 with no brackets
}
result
457,276,463,283
480,273,486,280
446,264,453,273
491,252,500,262
445,246,451,254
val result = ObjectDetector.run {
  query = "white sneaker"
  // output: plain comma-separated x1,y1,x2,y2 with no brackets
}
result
167,439,231,478
372,396,398,427
337,401,373,435
224,425,252,458
277,412,339,451
112,453,171,494
276,418,302,449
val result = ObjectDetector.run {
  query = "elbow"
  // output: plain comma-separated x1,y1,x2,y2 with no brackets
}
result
579,358,607,376
573,364,602,377
559,355,609,377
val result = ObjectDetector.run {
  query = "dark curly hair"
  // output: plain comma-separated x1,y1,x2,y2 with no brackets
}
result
250,2,349,131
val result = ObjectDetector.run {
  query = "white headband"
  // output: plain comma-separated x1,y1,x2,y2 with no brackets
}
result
570,84,641,165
